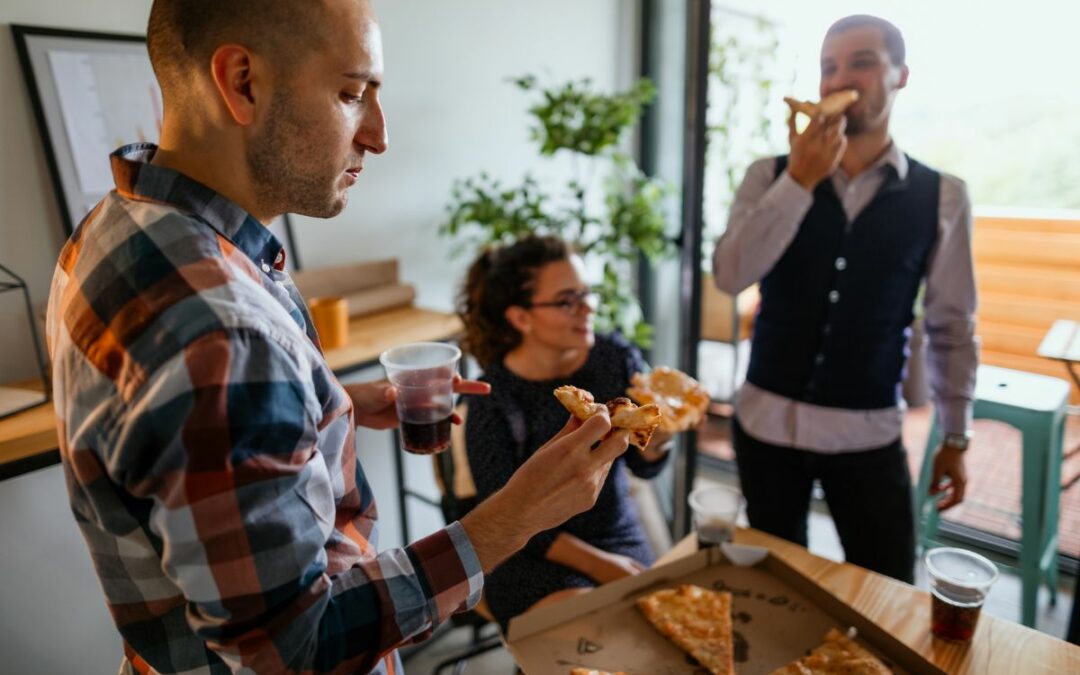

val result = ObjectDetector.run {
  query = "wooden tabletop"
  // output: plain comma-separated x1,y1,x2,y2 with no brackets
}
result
0,380,55,470
1039,319,1080,364
323,306,463,375
0,306,463,478
656,529,1080,674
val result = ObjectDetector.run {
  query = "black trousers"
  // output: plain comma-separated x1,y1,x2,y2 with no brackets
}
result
732,418,916,584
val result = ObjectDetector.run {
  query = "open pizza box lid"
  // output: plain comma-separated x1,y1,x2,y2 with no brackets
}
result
505,542,944,674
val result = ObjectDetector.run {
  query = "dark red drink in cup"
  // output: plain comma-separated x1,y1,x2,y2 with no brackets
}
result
380,343,460,455
925,547,998,643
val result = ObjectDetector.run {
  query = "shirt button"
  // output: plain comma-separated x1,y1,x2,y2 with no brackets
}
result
835,257,847,271
823,324,832,336
261,262,271,273
814,353,826,365
829,290,840,303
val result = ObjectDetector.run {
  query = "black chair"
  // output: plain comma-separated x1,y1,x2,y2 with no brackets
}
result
429,404,507,675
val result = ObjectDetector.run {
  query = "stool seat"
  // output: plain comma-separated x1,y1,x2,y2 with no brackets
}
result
916,364,1070,628
975,364,1072,412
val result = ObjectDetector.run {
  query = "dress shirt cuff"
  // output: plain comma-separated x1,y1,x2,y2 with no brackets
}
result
938,399,973,439
440,521,484,612
766,168,815,212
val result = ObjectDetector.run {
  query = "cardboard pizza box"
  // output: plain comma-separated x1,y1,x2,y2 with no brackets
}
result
505,543,943,675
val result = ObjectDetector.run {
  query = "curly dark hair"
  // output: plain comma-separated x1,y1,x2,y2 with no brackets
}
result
458,235,572,369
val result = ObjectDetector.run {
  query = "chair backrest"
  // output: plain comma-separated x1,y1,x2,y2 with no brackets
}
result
431,402,479,523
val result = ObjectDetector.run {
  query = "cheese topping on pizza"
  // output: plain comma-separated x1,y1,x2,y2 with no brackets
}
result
770,628,892,675
554,386,661,449
636,584,734,675
626,367,709,433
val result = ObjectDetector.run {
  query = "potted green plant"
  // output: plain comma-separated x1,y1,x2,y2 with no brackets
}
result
440,75,671,347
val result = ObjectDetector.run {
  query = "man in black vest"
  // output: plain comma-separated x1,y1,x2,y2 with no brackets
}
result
713,15,977,583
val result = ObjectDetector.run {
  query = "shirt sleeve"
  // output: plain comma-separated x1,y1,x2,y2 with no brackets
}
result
923,175,979,436
712,157,815,294
110,328,482,674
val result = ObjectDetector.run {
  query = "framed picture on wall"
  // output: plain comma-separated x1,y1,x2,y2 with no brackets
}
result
11,24,300,269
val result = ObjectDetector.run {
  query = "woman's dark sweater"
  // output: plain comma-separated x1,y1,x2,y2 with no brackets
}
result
463,333,668,628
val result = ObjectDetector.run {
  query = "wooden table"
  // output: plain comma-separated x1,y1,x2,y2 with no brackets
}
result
0,306,463,481
656,529,1080,673
1039,318,1080,394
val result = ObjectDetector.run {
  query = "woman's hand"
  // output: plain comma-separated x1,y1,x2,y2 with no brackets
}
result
345,373,491,431
639,428,675,462
544,531,646,585
588,550,647,584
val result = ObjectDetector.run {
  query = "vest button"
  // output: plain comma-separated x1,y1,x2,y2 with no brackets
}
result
835,257,847,271
814,353,825,365
828,290,840,303
823,324,832,336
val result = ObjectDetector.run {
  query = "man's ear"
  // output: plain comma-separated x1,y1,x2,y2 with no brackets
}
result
504,306,531,334
895,63,910,91
209,44,258,126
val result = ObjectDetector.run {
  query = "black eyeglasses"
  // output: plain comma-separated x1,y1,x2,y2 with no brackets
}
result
523,289,599,314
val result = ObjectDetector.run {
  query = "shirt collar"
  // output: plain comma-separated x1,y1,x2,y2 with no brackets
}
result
874,140,908,180
110,143,286,271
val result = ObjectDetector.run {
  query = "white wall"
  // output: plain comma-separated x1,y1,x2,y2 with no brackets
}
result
0,0,150,383
0,1,639,672
305,0,639,311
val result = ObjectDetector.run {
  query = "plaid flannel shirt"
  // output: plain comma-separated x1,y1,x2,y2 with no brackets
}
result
45,144,483,674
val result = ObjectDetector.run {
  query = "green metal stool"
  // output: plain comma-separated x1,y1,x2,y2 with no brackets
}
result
916,364,1071,628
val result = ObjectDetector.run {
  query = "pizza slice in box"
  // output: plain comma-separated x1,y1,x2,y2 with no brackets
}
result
770,628,892,675
636,584,734,675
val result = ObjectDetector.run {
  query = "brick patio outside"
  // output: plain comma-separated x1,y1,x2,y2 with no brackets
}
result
698,405,1080,560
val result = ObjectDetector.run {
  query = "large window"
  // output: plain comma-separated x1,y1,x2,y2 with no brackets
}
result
706,0,1080,222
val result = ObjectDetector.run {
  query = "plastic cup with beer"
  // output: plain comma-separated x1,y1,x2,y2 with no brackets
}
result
925,547,999,642
379,342,460,455
688,484,743,547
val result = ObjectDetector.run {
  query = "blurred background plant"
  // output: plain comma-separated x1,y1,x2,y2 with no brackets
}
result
440,75,671,347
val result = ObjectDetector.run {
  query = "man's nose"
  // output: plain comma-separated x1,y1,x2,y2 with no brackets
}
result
356,104,388,155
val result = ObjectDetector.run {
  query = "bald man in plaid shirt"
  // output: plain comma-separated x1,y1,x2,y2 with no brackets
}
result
45,1,630,673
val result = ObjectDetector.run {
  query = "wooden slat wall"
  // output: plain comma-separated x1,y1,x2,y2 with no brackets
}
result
973,215,1080,402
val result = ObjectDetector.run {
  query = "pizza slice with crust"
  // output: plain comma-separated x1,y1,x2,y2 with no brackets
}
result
783,89,859,120
770,628,892,675
554,386,661,449
636,584,734,675
626,367,709,433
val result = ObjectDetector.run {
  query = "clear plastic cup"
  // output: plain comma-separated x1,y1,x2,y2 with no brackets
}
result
688,485,743,547
925,547,999,642
379,342,461,455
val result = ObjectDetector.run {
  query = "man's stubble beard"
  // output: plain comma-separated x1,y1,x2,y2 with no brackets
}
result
247,91,347,219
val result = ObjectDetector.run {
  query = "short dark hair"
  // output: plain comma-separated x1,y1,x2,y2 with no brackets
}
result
826,15,906,67
458,236,573,369
146,0,329,95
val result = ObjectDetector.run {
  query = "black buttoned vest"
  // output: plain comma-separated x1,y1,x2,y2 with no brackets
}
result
745,154,940,409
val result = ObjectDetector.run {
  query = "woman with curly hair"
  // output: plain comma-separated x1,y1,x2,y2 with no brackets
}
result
458,234,672,630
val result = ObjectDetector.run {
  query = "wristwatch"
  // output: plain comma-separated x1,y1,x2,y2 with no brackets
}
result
943,431,973,452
